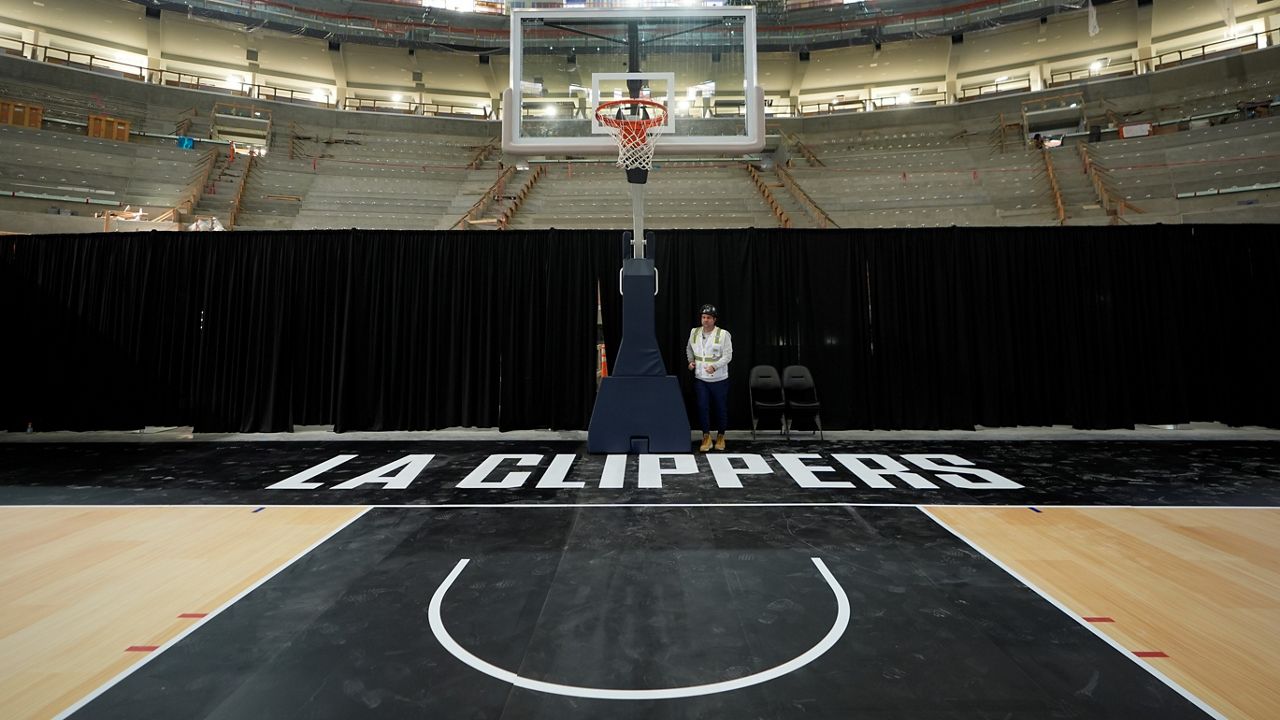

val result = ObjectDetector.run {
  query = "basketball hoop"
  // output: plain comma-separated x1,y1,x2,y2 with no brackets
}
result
595,98,668,175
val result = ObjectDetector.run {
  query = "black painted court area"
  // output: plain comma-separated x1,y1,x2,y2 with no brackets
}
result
71,506,1212,720
9,438,1277,719
2,439,1280,507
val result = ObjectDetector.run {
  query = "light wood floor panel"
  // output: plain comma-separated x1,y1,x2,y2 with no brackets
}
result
0,506,366,720
929,506,1280,720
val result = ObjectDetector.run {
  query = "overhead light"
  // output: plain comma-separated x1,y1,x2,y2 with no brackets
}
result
995,76,1009,83
897,92,911,104
1089,60,1104,72
545,105,557,117
391,93,403,102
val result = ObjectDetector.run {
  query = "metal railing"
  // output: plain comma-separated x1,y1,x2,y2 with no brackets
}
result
775,164,834,228
745,163,792,228
1048,29,1278,87
159,0,1061,50
959,79,1033,101
0,38,145,80
3,19,1277,125
1039,147,1066,225
346,97,491,118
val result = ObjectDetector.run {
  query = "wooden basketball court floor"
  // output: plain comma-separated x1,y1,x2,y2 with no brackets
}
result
2,430,1278,719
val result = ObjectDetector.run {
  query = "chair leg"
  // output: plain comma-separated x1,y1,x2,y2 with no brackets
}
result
816,414,823,441
751,417,758,441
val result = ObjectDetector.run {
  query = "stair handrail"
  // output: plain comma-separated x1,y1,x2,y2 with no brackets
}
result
785,132,825,167
451,165,518,229
496,165,547,230
467,138,499,170
175,147,218,219
774,165,836,228
1078,143,1144,218
227,152,255,229
745,163,792,228
1040,148,1066,225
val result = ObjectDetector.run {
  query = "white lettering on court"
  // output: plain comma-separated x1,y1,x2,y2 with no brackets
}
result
266,454,358,490
638,454,698,488
331,454,436,490
598,454,627,489
705,454,771,488
902,454,1023,489
457,454,542,489
773,454,854,488
535,454,582,489
832,454,939,489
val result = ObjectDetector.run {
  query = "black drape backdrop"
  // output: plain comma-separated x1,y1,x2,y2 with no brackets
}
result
3,226,1277,433
2,231,601,433
598,225,1280,431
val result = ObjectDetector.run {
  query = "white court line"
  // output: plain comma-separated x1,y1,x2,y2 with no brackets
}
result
5,502,1279,510
919,507,1228,720
52,506,373,720
428,557,850,700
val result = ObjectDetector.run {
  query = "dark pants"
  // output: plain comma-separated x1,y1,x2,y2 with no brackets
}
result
694,378,730,434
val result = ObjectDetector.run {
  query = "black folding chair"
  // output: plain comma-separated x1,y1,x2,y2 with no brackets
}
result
748,365,786,440
781,365,823,440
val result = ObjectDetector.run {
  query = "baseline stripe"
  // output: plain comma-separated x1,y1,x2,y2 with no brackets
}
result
6,503,1280,510
52,506,372,720
920,507,1227,720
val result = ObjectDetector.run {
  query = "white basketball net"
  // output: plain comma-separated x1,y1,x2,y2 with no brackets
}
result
596,102,667,172
602,123,661,171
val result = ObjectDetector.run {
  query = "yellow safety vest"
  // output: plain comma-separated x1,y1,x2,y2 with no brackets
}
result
690,327,725,362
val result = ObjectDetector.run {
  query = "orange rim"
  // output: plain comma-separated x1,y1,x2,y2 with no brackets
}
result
594,99,668,130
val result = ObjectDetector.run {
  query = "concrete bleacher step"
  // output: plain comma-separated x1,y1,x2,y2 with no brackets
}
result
996,206,1057,220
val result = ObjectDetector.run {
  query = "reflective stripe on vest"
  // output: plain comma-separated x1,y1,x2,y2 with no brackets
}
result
691,327,724,362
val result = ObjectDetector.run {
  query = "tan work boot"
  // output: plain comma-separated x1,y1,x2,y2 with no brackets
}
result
715,433,726,451
699,433,712,452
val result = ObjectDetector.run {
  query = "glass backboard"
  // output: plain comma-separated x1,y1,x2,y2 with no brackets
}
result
502,8,763,156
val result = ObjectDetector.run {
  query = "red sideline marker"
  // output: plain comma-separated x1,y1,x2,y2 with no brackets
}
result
1083,616,1115,623
1134,651,1169,658
178,613,208,618
125,645,158,652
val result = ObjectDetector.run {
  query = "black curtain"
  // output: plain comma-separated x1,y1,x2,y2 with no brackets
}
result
2,231,602,433
1,233,203,430
595,225,1280,431
4,226,1278,433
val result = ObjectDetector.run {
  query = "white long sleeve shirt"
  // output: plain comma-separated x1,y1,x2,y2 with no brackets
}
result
687,326,733,382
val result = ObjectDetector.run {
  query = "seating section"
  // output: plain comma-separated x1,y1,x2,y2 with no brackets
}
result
1086,115,1280,223
2,51,1279,232
503,163,781,230
785,121,1058,227
234,125,495,230
0,124,211,213
1,77,147,129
